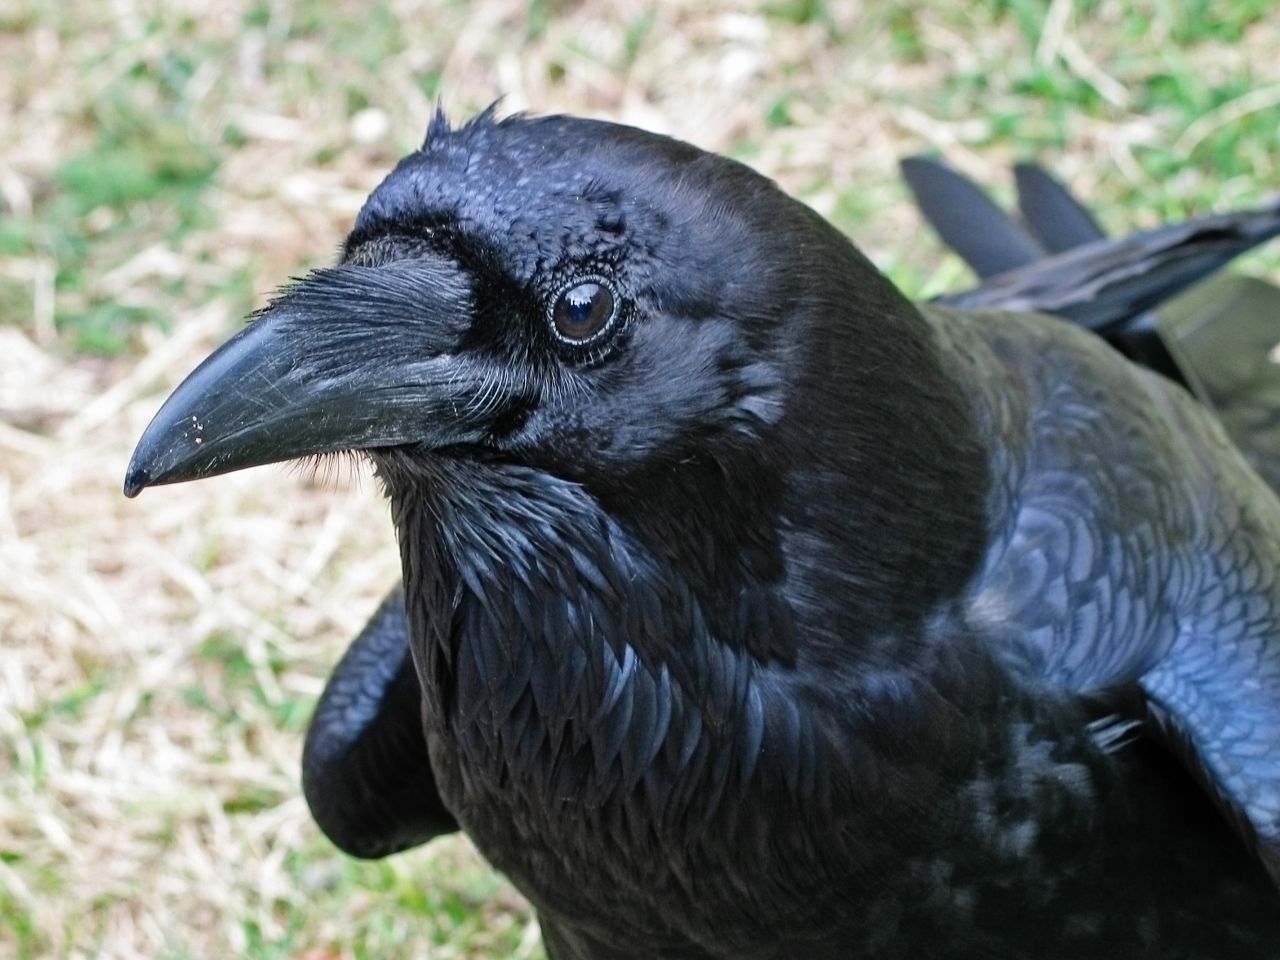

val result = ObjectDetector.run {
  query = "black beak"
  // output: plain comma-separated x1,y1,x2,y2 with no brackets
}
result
125,256,486,496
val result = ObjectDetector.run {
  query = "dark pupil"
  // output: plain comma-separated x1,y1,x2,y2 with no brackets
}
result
554,282,613,340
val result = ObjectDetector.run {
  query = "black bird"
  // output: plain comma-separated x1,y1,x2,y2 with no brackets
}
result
305,152,1280,870
302,154,1280,869
126,109,1280,958
903,155,1280,489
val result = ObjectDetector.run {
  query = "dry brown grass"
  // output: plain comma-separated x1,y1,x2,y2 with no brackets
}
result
2,1,1278,957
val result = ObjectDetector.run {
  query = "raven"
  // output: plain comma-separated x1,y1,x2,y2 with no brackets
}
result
306,155,1280,871
127,109,1280,958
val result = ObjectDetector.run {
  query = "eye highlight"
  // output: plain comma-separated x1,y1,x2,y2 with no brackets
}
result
550,279,617,344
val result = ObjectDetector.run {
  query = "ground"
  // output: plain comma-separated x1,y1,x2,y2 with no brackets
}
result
1,1,1278,957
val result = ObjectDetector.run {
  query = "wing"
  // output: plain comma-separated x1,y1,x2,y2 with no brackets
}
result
908,157,1280,491
936,200,1280,333
1009,163,1189,384
302,586,459,857
940,304,1280,885
903,157,1222,391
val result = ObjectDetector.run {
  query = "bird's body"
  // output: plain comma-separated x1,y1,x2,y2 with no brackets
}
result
126,111,1280,958
380,303,1280,959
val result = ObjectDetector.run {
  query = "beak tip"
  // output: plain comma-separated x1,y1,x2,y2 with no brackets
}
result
123,461,151,498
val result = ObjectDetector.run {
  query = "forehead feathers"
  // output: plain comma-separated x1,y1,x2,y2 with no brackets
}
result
348,109,789,288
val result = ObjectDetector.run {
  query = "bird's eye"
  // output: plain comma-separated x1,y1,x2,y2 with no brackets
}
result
550,280,617,344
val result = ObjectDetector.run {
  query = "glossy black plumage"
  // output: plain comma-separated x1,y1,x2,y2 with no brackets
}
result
127,110,1280,958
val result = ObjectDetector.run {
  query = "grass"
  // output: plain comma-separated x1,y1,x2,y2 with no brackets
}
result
1,0,1278,957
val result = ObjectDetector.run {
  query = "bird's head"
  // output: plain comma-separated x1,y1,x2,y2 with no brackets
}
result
125,108,932,502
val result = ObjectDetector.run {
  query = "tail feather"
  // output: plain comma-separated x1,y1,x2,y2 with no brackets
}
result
1013,162,1108,251
899,156,1045,279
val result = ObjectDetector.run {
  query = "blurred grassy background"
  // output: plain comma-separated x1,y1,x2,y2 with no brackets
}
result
1,1,1277,957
